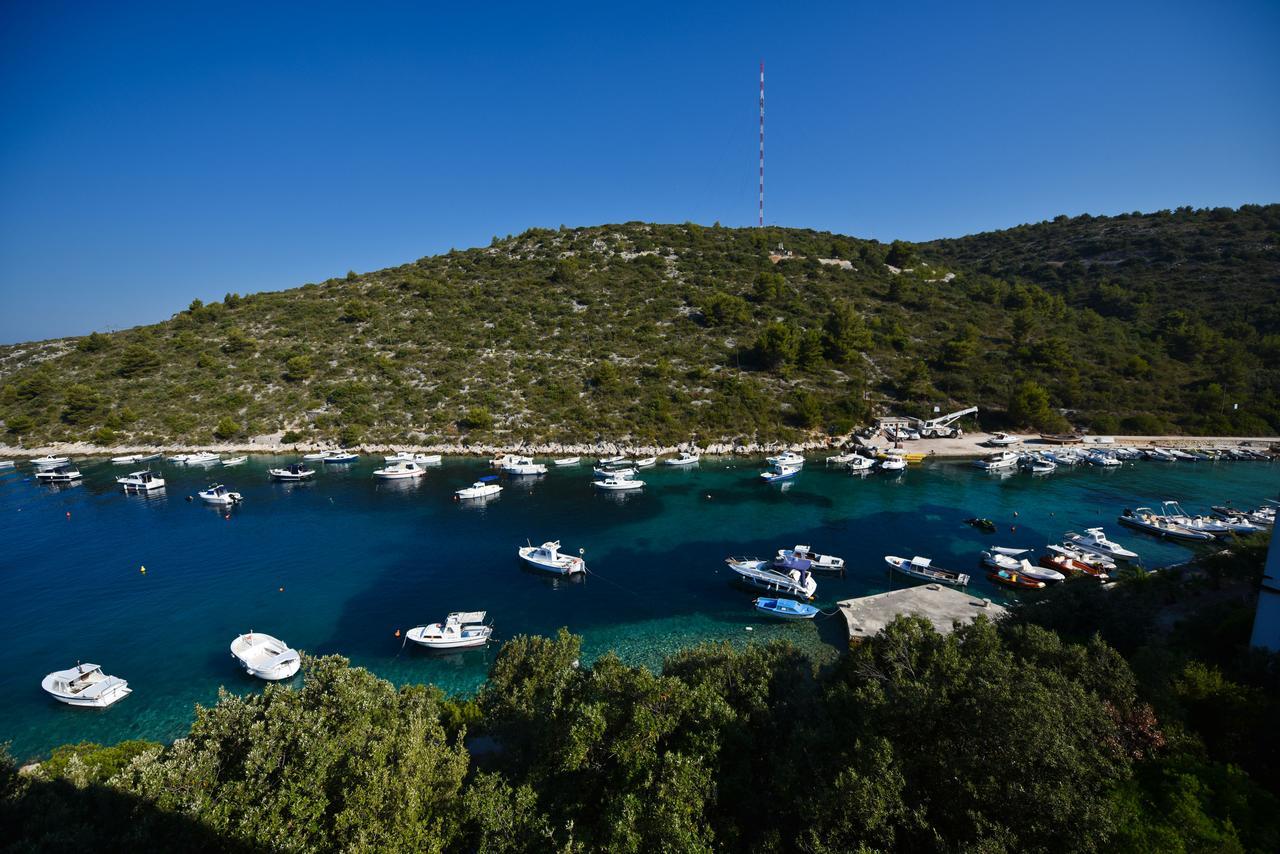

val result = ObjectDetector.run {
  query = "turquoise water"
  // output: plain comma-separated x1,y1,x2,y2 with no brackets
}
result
1,455,1275,760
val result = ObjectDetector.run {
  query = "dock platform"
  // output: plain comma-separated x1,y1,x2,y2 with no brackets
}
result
838,584,1008,643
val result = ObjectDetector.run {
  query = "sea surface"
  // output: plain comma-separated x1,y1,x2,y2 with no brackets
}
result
1,454,1275,760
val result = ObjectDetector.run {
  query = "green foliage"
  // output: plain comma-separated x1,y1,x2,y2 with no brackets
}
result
115,344,161,378
77,331,110,353
751,271,786,303
754,322,798,370
1007,379,1067,431
283,354,313,382
701,292,750,326
340,299,373,323
212,416,241,440
60,384,102,425
885,239,916,267
822,302,872,363
460,407,492,431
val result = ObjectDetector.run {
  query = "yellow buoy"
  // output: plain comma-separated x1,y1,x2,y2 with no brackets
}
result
140,565,146,574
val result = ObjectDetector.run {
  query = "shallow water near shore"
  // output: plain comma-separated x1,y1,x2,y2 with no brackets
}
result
1,455,1275,760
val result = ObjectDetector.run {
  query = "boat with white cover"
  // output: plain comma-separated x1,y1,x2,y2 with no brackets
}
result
846,455,876,473
884,555,970,587
1020,454,1057,474
553,457,581,466
1117,508,1215,542
456,475,502,500
42,663,131,708
775,545,845,573
373,461,425,480
664,450,701,466
986,432,1022,446
518,540,586,576
766,451,805,468
878,454,907,472
186,452,221,465
229,632,300,680
973,451,1019,471
595,475,644,491
301,451,330,461
1084,450,1122,467
199,483,243,505
981,548,1065,583
407,611,493,649
632,456,657,468
1065,527,1138,560
117,469,164,492
725,558,818,600
502,455,547,475
32,455,70,468
384,451,442,465
269,463,315,481
35,464,82,483
323,450,358,463
222,456,248,466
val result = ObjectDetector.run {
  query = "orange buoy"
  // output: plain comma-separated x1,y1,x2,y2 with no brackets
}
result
394,628,401,638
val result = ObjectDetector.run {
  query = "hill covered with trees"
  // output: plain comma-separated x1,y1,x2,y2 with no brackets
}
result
1,205,1277,448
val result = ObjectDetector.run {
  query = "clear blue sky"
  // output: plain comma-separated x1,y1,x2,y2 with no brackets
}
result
2,0,1277,343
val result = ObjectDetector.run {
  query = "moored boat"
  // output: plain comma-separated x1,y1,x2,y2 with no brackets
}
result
725,558,818,600
1065,527,1138,560
981,548,1065,583
594,475,644,491
766,451,805,468
407,611,493,649
1039,553,1108,580
761,463,800,482
186,452,221,465
117,469,164,492
1117,508,1215,542
301,451,330,461
269,463,315,481
664,450,701,466
372,461,426,480
35,464,82,483
775,545,845,573
31,454,70,468
878,454,907,472
986,432,1022,447
987,569,1046,590
884,555,970,587
41,663,131,708
753,597,819,619
553,457,581,466
632,456,657,468
111,454,143,465
198,483,243,505
323,450,358,464
229,632,301,680
222,455,248,466
973,451,1019,471
501,455,547,476
456,476,502,500
518,540,586,575
1046,543,1117,574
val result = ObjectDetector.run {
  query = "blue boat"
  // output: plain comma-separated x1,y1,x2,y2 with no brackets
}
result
753,597,819,619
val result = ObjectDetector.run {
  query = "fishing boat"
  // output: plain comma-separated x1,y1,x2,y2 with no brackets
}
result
35,464,82,483
501,455,547,476
846,455,876,473
1046,543,1117,573
986,432,1022,447
269,463,315,481
456,475,502,499
222,456,248,466
1117,508,1215,542
775,545,845,573
987,569,1045,590
725,558,818,600
1084,450,1121,467
753,597,819,620
518,540,586,575
594,475,644,491
198,484,243,505
301,451,330,461
553,457,581,466
597,454,627,465
593,465,637,479
766,451,805,468
117,469,164,492
32,454,70,468
884,555,970,587
490,452,520,468
1045,449,1084,466
372,461,426,480
632,456,657,468
406,611,493,649
1143,448,1176,461
826,451,859,465
168,453,192,464
878,454,907,472
111,454,143,464
973,451,1020,471
383,451,441,465
1065,527,1138,560
186,452,221,465
981,548,1065,583
760,464,800,483
323,450,358,464
41,663,131,708
229,632,301,680
664,450,701,466
1039,553,1108,580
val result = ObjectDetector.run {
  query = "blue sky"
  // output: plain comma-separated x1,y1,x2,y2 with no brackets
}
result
1,0,1277,343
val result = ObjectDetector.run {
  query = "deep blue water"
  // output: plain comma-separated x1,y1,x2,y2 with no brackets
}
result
1,454,1275,760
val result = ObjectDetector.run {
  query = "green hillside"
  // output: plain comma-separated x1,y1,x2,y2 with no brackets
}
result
2,207,1277,447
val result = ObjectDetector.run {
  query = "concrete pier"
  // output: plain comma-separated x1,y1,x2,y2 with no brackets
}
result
838,584,1008,643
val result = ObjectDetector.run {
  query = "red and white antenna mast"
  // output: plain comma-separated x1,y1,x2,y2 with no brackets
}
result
758,60,764,228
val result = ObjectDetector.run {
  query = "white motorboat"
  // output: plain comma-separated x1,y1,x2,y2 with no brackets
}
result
1047,543,1117,573
269,463,315,481
229,632,301,680
406,611,493,649
766,451,805,468
664,450,701,466
1203,511,1265,534
35,464,82,483
826,452,859,465
846,455,876,473
1045,450,1084,466
222,455,248,466
595,475,644,491
490,452,521,468
1065,527,1138,560
383,451,442,465
1020,454,1057,474
168,453,192,464
41,663,131,708
981,548,1064,583
878,455,907,472
199,483,243,505
973,451,1020,471
1143,448,1176,461
597,454,627,465
1165,448,1197,461
775,545,844,572
0,460,13,469
518,540,586,576
373,461,425,480
986,432,1022,446
111,454,143,465
1158,501,1232,536
1117,508,1215,542
31,454,70,468
725,558,818,600
456,476,502,499
884,555,970,587
323,450,358,463
1084,450,1121,467
301,451,330,461
594,465,637,479
632,456,657,468
760,464,800,483
117,469,165,492
501,455,547,475
186,452,221,466
553,457,581,466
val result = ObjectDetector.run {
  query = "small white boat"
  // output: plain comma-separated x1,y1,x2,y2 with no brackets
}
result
198,483,243,505
986,432,1021,447
725,558,818,600
222,455,248,466
632,456,657,468
456,476,502,499
597,455,627,465
595,475,644,491
301,451,330,461
501,455,547,475
269,463,314,481
186,452,221,466
664,450,701,466
111,454,143,465
973,451,1020,471
981,548,1064,583
1020,454,1056,474
490,452,521,468
168,453,192,464
1143,448,1176,461
775,545,844,572
760,464,800,483
1159,501,1232,536
229,632,301,680
373,461,425,480
552,457,581,467
1065,527,1138,560
884,555,970,587
826,451,859,465
766,451,805,468
35,464,82,483
518,540,586,576
594,465,637,479
1084,451,1121,467
878,455,907,472
846,455,876,473
32,455,70,468
323,450,358,463
406,611,493,649
117,469,165,492
383,451,442,465
0,460,14,469
41,663,131,708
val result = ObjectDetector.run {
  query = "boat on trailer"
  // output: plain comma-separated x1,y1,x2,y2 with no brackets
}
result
407,611,493,649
